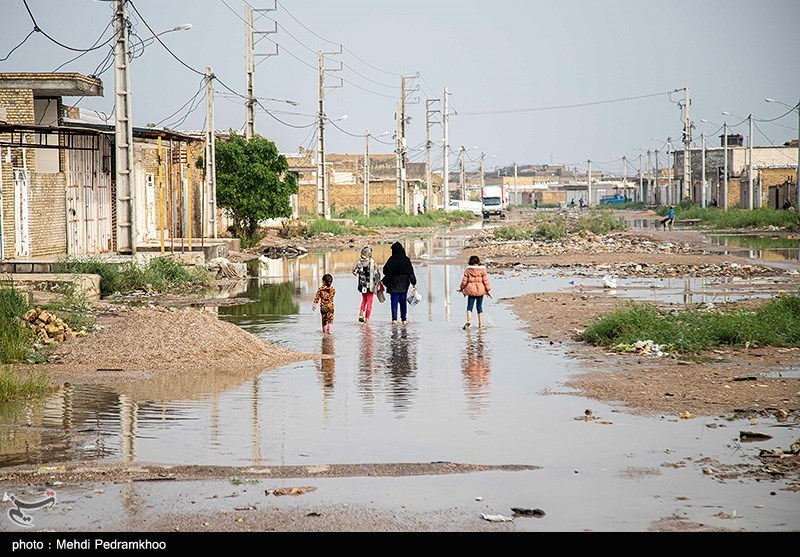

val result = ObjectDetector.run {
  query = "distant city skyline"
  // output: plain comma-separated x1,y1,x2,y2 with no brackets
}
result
1,0,798,175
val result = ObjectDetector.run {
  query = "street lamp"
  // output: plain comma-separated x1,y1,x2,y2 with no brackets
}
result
765,98,800,210
130,23,193,56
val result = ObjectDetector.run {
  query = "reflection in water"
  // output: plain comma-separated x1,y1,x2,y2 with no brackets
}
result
315,334,336,418
219,281,299,319
708,234,800,262
358,325,376,414
462,330,492,415
252,378,261,464
384,326,418,414
119,394,138,462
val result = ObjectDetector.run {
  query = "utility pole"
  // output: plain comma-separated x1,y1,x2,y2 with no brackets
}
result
646,149,652,204
205,66,217,239
244,5,254,139
587,160,592,206
480,153,486,190
364,129,370,217
442,86,449,211
701,131,706,208
399,76,409,212
425,99,440,212
622,156,628,200
654,150,660,206
723,121,729,210
748,113,754,209
113,0,135,254
395,99,403,209
513,161,518,206
638,154,643,203
459,147,466,202
317,50,326,218
666,140,673,205
244,2,277,140
682,86,692,201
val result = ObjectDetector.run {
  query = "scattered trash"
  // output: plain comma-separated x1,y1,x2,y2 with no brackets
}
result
480,513,513,523
758,449,784,458
511,508,546,518
740,431,773,442
675,496,689,501
266,486,317,497
76,444,96,451
703,468,715,475
613,340,670,357
713,511,740,520
475,496,484,502
732,375,758,382
205,257,248,279
679,412,694,420
791,439,800,455
230,476,258,485
601,275,618,289
775,409,789,422
307,512,323,517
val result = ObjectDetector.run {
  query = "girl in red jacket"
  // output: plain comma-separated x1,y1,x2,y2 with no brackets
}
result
458,255,492,329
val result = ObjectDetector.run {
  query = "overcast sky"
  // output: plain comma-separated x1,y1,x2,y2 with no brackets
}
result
1,0,798,175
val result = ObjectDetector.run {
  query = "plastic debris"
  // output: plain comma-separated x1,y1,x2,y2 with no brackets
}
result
679,412,695,420
613,340,671,357
601,275,618,289
266,486,317,497
480,513,513,523
512,508,546,518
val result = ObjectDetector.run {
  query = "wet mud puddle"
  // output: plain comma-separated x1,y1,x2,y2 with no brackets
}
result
1,232,798,531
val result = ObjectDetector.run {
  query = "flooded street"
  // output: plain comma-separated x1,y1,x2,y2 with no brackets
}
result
1,230,798,531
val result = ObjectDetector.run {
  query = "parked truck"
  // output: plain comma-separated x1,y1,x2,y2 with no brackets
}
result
482,185,506,219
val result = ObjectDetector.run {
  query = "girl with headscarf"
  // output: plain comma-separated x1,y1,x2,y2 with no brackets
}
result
352,245,381,323
381,241,417,324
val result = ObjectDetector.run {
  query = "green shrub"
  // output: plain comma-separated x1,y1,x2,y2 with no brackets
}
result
577,209,627,235
307,219,346,236
492,226,532,241
0,285,32,364
0,369,51,402
581,295,800,354
536,217,567,240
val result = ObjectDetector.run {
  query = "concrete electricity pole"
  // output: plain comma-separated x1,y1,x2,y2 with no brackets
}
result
244,2,277,140
513,161,518,206
748,113,754,209
646,149,652,204
459,147,466,201
622,156,628,200
654,150,660,206
364,129,370,217
638,154,643,203
701,131,706,208
425,99,440,212
587,160,592,207
113,0,135,254
205,67,217,238
682,86,692,201
442,86,450,211
723,121,729,210
666,140,673,205
479,153,486,190
245,5,254,139
395,99,403,209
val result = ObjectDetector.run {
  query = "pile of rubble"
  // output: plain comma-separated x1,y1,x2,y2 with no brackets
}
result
542,261,778,279
261,245,309,259
20,308,87,345
470,231,693,258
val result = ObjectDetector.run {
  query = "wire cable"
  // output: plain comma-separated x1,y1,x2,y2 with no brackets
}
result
752,121,798,164
458,89,681,116
156,76,207,127
22,0,114,52
51,18,115,72
128,1,205,77
0,29,35,62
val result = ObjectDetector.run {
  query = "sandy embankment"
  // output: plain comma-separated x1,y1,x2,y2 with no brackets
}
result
38,307,313,386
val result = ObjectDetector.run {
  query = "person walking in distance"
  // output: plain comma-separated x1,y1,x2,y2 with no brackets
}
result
458,255,492,329
381,242,417,325
313,274,336,333
352,245,381,324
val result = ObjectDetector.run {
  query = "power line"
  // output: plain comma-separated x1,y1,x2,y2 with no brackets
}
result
458,89,681,116
757,102,800,123
51,18,115,72
155,76,207,127
752,121,797,163
128,1,205,77
22,0,114,53
0,29,35,62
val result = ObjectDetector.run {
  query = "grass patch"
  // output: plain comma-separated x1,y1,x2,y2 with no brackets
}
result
607,201,647,211
535,214,568,240
337,207,475,228
0,368,51,402
577,209,627,234
0,285,33,364
492,225,532,241
308,219,347,236
580,296,800,354
55,257,213,296
655,205,800,230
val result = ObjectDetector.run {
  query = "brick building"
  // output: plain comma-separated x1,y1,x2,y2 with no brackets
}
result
0,73,214,261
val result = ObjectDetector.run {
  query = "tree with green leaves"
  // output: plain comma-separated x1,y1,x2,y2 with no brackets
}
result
215,132,297,247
